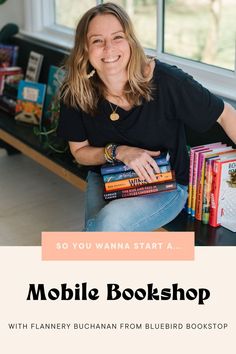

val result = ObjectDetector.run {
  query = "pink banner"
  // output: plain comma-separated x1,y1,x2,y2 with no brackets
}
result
42,232,194,261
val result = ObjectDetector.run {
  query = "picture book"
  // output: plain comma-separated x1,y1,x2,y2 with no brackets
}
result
15,80,46,125
187,143,223,215
43,65,65,126
195,146,232,221
0,44,18,68
0,66,23,95
189,143,223,217
25,51,44,82
202,156,220,224
209,153,236,229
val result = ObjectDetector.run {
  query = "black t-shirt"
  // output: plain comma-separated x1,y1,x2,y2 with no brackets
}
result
57,60,224,185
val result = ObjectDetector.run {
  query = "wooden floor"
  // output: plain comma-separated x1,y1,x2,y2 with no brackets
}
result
0,149,85,246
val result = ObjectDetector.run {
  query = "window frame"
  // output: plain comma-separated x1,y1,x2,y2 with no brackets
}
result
22,0,236,100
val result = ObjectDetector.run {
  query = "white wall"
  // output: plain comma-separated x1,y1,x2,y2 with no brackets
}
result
0,0,24,30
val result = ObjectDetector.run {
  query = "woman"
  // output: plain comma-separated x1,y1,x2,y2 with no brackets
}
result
57,2,236,231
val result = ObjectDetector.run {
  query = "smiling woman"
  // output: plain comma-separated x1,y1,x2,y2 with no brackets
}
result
57,2,236,232
86,14,131,93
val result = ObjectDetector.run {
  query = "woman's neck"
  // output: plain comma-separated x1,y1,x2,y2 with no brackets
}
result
98,71,127,97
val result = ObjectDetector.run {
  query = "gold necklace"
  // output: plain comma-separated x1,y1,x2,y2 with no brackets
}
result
108,101,120,121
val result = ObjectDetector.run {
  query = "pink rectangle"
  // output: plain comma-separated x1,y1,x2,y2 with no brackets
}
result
42,232,194,261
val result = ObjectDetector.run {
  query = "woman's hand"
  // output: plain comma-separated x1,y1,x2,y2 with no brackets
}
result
116,145,161,183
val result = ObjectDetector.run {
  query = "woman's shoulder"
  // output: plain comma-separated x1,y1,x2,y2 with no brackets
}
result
153,59,193,84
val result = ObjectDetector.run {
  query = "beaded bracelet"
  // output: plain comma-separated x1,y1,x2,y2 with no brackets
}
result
104,143,119,163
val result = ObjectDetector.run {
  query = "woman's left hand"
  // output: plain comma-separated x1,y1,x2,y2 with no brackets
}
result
115,145,161,183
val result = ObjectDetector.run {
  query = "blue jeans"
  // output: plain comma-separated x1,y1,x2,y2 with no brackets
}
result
84,171,188,231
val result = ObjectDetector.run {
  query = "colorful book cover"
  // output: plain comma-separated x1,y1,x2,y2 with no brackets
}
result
209,153,236,228
195,146,232,221
0,66,23,95
190,144,223,217
104,180,177,200
15,80,46,125
202,156,220,224
0,44,18,68
43,65,65,126
187,143,222,215
187,145,205,214
101,153,169,175
103,164,171,183
104,170,174,192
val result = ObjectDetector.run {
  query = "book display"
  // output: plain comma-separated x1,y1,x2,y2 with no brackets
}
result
188,143,236,231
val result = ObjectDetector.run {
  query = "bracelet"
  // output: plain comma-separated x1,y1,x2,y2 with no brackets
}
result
104,143,119,163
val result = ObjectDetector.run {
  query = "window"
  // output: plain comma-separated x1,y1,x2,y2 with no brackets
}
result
54,0,96,30
23,0,236,100
163,0,236,71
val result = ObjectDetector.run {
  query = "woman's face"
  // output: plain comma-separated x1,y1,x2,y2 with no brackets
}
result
87,14,131,79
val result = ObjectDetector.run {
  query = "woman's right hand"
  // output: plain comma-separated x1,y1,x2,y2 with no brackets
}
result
115,145,161,183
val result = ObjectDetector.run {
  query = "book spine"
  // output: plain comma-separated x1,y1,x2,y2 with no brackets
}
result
103,164,170,182
209,161,221,227
195,154,206,221
187,148,195,214
100,156,168,175
191,151,201,217
202,159,214,224
104,171,174,192
104,181,177,200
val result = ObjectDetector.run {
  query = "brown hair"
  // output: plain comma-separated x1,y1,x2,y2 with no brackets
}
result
61,2,154,115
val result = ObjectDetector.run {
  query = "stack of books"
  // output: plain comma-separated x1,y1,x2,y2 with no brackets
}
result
187,142,236,231
101,154,177,201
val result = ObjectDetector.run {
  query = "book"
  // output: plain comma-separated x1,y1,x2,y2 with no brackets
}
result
195,146,232,221
25,51,44,82
0,44,18,68
209,153,236,228
104,170,175,192
187,144,222,215
190,143,223,217
0,66,23,95
104,180,177,200
101,153,169,175
103,163,171,183
15,80,46,125
43,65,65,127
202,156,220,224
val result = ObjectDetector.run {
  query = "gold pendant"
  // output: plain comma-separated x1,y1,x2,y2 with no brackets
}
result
110,112,120,121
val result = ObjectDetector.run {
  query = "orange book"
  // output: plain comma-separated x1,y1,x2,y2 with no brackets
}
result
104,171,174,192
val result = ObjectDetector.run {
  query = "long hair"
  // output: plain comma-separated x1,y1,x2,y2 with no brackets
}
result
61,2,154,115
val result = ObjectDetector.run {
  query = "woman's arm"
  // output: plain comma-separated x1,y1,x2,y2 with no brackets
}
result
69,140,106,165
217,102,236,144
69,141,160,183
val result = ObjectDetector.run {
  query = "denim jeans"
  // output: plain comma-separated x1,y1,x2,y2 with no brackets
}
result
84,171,188,231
